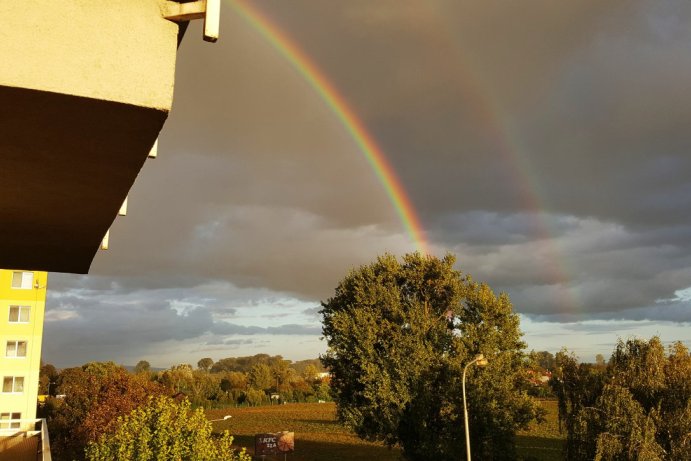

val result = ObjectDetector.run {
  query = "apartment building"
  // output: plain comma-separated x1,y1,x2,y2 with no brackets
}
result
0,270,46,431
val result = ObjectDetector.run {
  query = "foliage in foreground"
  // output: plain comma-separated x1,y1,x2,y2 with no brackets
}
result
86,396,251,461
552,337,691,460
44,362,167,461
41,357,330,460
321,253,543,461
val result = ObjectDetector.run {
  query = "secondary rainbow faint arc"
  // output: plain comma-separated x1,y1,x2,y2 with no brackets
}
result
228,0,430,255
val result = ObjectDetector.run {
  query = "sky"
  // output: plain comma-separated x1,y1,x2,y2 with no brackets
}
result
43,0,691,368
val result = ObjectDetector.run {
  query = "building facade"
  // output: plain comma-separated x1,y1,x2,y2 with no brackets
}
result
0,270,46,431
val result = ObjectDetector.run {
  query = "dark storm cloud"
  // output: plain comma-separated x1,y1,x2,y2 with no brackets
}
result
451,214,691,320
268,0,691,232
430,212,580,246
141,1,691,310
43,1,691,365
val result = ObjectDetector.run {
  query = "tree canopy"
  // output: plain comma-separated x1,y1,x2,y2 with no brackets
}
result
47,362,167,461
248,363,274,391
134,360,151,374
321,253,542,461
197,357,214,372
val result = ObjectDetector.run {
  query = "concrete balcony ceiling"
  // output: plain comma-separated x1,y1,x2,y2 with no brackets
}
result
0,0,188,273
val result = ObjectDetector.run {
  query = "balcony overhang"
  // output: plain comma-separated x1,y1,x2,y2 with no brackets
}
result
0,0,212,274
0,87,166,273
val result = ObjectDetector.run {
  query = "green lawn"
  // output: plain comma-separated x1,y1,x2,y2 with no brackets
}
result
208,403,401,461
208,400,564,461
516,399,564,461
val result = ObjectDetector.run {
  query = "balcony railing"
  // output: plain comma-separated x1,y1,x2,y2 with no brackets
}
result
0,418,51,461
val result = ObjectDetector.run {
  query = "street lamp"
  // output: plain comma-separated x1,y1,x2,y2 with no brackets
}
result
208,415,232,422
462,354,488,461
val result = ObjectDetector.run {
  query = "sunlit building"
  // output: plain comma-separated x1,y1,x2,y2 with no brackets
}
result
0,270,46,428
0,270,48,459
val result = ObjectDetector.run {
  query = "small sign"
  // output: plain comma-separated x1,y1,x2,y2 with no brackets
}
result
255,433,278,456
255,431,295,455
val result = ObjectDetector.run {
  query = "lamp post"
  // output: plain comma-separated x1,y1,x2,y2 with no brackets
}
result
208,415,232,423
462,354,488,461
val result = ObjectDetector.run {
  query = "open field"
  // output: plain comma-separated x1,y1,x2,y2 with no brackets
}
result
208,400,564,460
208,403,401,460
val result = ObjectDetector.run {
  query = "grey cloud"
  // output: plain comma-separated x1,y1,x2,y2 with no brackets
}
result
436,211,691,322
431,212,577,246
591,303,691,323
557,321,662,334
210,322,320,336
548,319,691,336
42,279,321,365
224,339,256,346
302,306,321,318
265,324,322,335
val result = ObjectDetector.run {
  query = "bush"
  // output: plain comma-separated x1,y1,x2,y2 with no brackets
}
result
85,396,250,461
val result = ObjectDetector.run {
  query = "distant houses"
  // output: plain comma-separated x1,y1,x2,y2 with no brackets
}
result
526,369,552,386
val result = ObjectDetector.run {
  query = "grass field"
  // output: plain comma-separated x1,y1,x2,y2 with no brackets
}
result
516,399,564,461
207,400,564,460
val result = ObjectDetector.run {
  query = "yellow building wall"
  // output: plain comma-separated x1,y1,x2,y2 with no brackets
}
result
0,270,47,428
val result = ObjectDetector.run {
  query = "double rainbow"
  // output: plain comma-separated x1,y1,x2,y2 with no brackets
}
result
224,2,583,316
228,0,430,255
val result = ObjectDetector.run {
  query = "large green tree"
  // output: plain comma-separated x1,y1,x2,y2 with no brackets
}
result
197,357,214,372
248,363,273,391
39,362,58,395
321,253,542,461
134,360,151,374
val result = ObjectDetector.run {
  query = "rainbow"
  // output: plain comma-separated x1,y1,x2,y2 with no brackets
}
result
420,3,580,314
226,1,581,315
227,0,430,255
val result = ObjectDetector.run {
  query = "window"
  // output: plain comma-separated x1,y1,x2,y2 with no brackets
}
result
2,376,24,393
0,412,21,429
8,306,30,323
5,341,27,358
11,271,33,289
